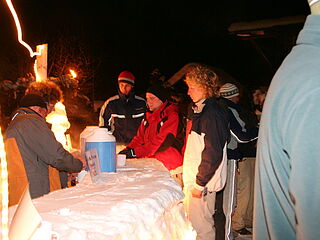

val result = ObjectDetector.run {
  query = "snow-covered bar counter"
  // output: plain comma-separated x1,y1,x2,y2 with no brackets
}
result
8,158,194,240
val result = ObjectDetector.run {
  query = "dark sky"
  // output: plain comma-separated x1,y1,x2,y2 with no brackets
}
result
0,0,310,99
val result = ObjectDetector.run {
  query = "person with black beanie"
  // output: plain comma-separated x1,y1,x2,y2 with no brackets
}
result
119,83,184,186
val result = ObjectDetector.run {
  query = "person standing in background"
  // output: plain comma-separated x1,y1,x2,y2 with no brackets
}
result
219,83,258,239
99,71,147,145
251,86,268,123
254,1,320,239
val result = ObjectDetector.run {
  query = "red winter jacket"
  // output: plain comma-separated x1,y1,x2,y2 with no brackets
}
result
128,101,183,171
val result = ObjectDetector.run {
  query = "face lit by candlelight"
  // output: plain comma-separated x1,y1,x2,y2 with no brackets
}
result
118,82,133,96
146,92,163,111
186,80,207,103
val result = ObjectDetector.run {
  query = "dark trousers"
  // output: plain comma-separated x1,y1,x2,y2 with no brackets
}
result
214,189,226,240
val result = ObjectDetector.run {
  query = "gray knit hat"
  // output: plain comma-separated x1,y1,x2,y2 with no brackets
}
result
219,83,239,99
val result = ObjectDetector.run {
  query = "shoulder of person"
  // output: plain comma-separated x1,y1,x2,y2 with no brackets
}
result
134,95,146,102
204,98,229,122
107,95,120,103
12,108,43,121
103,95,121,108
161,102,179,115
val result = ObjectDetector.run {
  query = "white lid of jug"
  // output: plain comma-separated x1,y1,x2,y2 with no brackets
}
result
86,128,116,142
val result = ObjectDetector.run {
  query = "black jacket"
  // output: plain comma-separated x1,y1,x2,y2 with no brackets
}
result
99,91,147,144
220,98,258,160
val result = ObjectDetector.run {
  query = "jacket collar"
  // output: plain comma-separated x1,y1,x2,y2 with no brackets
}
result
220,97,240,110
118,89,135,102
192,99,206,113
11,107,43,121
146,101,175,119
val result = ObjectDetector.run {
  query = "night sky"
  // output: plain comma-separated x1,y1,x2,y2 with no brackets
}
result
0,0,310,100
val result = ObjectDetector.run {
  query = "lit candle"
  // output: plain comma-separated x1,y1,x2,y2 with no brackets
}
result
0,127,9,240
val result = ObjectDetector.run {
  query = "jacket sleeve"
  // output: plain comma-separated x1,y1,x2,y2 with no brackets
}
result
127,120,146,149
196,111,229,187
99,100,112,131
228,108,258,143
129,112,180,158
24,117,83,172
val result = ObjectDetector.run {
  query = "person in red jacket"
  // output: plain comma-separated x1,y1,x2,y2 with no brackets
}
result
119,83,184,186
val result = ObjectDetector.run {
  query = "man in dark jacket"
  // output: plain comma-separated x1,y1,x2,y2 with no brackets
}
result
5,94,84,199
99,71,147,145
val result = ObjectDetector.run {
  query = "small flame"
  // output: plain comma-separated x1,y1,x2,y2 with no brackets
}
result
46,102,72,151
0,127,9,240
69,69,77,79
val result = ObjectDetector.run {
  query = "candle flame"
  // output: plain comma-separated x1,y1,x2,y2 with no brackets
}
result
0,127,9,240
69,69,77,79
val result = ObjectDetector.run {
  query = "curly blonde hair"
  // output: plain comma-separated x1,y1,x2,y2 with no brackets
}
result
26,81,63,104
184,64,220,98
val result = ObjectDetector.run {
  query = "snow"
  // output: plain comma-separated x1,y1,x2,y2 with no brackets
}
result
8,158,194,240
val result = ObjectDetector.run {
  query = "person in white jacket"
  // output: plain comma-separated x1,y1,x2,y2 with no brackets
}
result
183,64,230,240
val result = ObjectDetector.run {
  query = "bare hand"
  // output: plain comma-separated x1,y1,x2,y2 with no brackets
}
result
78,156,87,169
71,150,87,169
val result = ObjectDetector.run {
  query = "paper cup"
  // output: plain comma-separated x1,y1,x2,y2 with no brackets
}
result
76,170,87,183
117,154,126,167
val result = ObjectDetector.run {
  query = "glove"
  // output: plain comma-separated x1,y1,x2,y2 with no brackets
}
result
118,147,136,159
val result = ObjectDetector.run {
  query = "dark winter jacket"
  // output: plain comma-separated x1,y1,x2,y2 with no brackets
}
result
99,91,147,145
128,101,183,171
183,98,230,191
5,107,83,199
221,98,258,160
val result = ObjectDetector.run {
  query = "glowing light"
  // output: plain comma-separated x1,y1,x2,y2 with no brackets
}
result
46,102,72,151
156,203,197,240
0,127,9,240
34,61,41,82
34,45,46,82
5,0,42,58
69,69,77,79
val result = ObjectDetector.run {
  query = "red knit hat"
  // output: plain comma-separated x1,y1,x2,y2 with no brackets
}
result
118,71,135,85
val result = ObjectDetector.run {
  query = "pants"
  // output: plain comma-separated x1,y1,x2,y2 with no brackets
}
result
214,190,225,240
214,160,237,239
232,157,255,230
223,159,237,240
184,187,216,240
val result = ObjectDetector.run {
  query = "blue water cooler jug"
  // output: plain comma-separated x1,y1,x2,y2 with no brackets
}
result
85,128,116,172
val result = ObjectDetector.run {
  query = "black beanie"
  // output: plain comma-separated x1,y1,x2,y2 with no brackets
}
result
147,83,169,103
20,94,47,109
